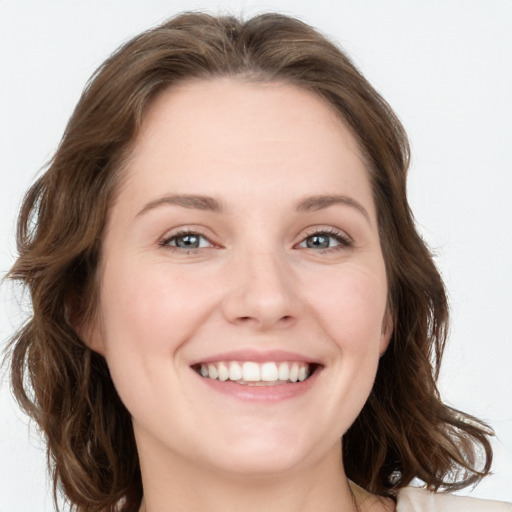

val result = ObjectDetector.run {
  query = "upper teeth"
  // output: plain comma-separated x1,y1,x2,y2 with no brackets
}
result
198,361,311,384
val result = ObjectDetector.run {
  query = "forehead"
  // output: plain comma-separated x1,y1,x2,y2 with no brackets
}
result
119,78,374,217
135,77,365,161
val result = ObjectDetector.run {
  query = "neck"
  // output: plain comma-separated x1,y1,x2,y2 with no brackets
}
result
137,440,359,512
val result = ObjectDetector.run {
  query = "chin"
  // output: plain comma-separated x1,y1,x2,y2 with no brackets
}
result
205,448,309,478
197,424,331,478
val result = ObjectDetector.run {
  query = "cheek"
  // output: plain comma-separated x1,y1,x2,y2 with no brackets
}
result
96,261,205,413
305,265,388,354
99,258,220,356
304,267,387,431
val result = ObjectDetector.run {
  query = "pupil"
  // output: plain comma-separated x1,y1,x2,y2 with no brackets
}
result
177,235,199,248
307,235,329,249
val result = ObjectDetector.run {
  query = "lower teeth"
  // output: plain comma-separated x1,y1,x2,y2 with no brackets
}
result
233,380,290,386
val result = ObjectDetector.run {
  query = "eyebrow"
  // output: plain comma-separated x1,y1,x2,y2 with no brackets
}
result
136,193,371,225
136,194,224,217
295,194,372,225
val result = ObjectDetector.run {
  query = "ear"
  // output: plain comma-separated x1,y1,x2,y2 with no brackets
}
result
379,308,394,356
76,311,106,357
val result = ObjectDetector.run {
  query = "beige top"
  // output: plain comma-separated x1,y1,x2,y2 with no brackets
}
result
396,487,512,511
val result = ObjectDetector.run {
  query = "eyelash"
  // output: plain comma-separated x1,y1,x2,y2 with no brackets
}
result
159,227,352,253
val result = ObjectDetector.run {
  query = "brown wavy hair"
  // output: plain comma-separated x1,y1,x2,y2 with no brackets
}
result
5,11,493,512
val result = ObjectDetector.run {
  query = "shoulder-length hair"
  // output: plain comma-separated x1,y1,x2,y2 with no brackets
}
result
6,11,492,512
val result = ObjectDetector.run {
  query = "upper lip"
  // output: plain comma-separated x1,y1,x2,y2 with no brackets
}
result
189,349,322,366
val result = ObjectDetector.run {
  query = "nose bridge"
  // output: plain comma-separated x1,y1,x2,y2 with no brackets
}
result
222,240,298,329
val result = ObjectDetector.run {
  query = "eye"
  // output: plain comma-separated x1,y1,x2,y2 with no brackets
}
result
297,229,352,251
161,231,213,250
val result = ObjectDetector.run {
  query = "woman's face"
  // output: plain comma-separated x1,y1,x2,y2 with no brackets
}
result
88,79,391,477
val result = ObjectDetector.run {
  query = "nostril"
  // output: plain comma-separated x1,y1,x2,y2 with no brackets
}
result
239,314,294,325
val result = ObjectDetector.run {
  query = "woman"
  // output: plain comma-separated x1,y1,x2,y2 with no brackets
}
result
5,11,511,512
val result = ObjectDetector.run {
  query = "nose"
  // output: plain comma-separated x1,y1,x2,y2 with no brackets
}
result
221,249,300,331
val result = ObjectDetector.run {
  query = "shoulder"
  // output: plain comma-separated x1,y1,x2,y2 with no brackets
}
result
396,487,512,512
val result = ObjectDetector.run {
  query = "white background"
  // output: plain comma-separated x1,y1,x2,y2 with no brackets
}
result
0,1,511,510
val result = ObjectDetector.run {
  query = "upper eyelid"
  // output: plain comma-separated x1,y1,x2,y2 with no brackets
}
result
299,226,352,241
160,225,214,239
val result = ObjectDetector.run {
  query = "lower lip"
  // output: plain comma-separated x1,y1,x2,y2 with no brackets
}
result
194,369,320,402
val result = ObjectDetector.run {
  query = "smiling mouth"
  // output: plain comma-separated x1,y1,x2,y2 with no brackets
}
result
192,361,319,386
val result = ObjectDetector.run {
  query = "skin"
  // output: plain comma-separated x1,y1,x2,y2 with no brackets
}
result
85,78,395,512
